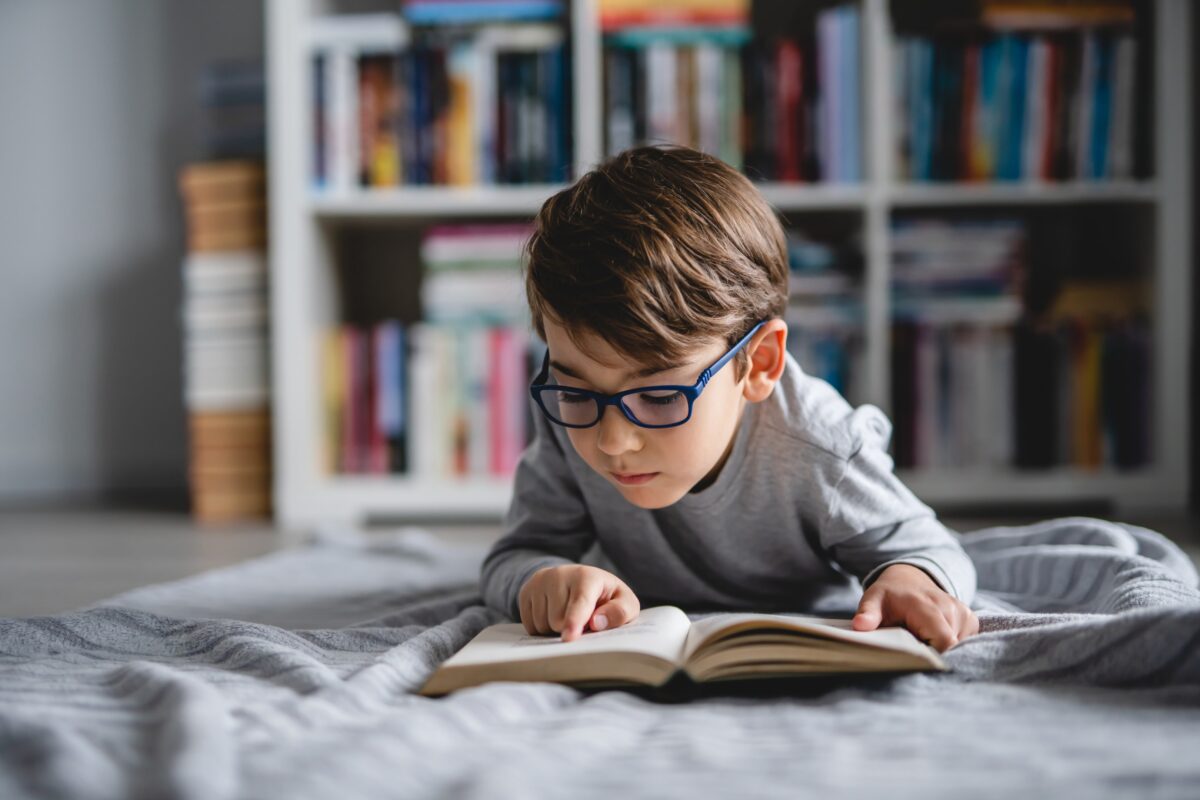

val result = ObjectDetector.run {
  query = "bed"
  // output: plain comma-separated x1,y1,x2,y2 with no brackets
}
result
1,517,1198,799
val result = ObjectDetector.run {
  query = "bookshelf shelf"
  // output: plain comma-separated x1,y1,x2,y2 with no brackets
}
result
758,183,870,210
269,0,1192,527
311,185,572,218
310,182,873,219
888,181,1160,207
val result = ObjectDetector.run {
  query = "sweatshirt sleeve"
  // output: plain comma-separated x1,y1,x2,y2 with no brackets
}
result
817,411,977,605
480,410,597,620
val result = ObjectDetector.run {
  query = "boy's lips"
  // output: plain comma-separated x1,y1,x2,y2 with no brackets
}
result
610,471,659,486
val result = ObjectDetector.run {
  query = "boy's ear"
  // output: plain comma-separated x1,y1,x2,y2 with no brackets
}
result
742,318,788,403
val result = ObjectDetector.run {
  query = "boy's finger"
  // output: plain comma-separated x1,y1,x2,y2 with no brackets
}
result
591,585,639,631
519,593,536,635
959,608,980,639
560,581,603,642
852,588,884,631
532,591,550,635
909,604,956,651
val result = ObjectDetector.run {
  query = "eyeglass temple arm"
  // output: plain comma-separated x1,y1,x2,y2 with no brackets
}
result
696,321,766,389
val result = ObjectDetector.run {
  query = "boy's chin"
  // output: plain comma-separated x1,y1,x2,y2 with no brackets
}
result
612,480,689,510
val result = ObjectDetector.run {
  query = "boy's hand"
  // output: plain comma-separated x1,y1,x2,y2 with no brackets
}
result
852,564,978,651
519,565,640,642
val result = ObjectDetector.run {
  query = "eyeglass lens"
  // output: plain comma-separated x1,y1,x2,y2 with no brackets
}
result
543,388,689,427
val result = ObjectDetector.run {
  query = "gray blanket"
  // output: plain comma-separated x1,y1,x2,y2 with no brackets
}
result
1,517,1198,800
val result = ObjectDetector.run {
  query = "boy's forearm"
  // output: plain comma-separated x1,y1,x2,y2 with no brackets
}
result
832,516,978,604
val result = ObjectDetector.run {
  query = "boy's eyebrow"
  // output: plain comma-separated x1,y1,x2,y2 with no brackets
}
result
549,359,674,383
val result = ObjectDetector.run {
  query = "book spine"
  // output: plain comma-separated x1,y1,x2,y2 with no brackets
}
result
1021,38,1047,181
340,326,358,473
960,42,980,181
330,46,360,193
1089,33,1114,180
775,40,803,182
446,41,477,186
720,46,742,170
816,7,840,181
840,5,861,182
695,41,723,159
488,328,507,476
312,54,327,188
1108,34,1136,179
1074,33,1096,180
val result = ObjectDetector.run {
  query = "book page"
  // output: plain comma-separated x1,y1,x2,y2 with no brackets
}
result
682,612,942,666
438,606,694,669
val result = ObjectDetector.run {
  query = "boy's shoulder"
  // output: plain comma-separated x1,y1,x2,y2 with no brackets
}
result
755,354,892,463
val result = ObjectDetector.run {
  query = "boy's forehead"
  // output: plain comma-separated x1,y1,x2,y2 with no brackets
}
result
544,319,718,380
550,332,663,379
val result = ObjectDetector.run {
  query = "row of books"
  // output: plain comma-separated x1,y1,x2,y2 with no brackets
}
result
785,309,864,405
178,161,273,522
322,321,537,479
891,217,1025,298
603,3,863,182
890,309,1152,472
421,224,530,321
324,311,1149,477
891,322,1016,470
786,229,861,301
1013,316,1151,470
421,222,532,271
311,14,570,191
894,29,1142,183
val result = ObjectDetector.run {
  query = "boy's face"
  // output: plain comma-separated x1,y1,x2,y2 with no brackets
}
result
541,318,749,509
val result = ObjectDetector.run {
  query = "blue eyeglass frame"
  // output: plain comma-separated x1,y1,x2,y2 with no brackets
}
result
529,321,767,429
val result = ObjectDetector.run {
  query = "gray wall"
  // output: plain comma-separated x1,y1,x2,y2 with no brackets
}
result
0,0,263,502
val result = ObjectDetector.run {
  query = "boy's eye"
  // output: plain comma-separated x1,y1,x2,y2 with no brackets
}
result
637,391,684,406
555,391,592,405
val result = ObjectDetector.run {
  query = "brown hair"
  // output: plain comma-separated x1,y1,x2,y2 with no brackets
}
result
524,145,789,377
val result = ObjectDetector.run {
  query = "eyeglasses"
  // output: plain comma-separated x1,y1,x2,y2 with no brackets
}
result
529,321,766,429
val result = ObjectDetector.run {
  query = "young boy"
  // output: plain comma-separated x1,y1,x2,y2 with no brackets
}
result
481,145,979,652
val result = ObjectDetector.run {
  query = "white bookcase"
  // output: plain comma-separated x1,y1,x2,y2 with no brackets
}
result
268,0,1192,527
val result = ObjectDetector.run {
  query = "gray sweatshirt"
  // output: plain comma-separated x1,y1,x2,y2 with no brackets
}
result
481,353,977,619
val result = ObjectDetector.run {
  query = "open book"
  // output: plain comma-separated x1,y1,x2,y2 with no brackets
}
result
420,606,946,695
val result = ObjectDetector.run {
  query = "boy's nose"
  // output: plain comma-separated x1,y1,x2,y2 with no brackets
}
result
595,404,642,456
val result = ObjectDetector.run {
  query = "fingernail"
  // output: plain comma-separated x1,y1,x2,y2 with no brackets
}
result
592,614,608,631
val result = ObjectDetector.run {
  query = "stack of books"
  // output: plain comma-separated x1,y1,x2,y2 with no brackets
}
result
889,218,1026,470
310,7,570,191
178,162,271,522
891,217,1025,304
199,60,266,159
893,0,1144,182
602,0,862,182
784,228,864,402
322,224,538,480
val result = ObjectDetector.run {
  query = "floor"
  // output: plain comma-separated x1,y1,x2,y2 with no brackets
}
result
0,506,1197,618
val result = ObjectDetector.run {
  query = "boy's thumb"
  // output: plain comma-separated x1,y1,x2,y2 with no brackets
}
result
853,590,883,631
590,588,639,632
